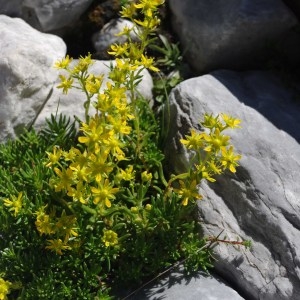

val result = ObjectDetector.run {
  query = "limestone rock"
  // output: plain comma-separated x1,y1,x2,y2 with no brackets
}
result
163,70,300,299
0,0,22,17
0,0,94,32
283,0,300,20
23,0,94,32
0,15,66,142
118,267,245,300
33,60,153,130
169,0,298,73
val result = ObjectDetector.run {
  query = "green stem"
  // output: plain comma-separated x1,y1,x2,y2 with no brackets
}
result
166,172,189,187
158,162,168,187
81,204,97,215
78,73,92,123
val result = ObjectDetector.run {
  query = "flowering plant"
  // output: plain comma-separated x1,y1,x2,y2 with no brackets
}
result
0,1,247,298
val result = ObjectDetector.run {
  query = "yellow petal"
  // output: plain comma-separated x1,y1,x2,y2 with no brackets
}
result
105,198,112,208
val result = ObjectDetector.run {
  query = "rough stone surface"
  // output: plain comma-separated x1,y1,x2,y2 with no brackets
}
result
169,0,298,74
163,70,300,300
119,267,245,300
23,0,94,32
0,0,22,17
92,18,139,55
33,60,153,130
0,0,94,32
0,15,66,142
283,0,300,20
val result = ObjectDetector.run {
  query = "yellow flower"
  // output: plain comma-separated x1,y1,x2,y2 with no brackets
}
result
174,180,202,206
3,192,23,217
180,129,205,150
85,74,103,94
35,206,56,235
46,239,71,255
55,211,78,241
45,146,62,167
78,117,104,147
54,55,72,69
67,182,88,204
115,25,134,37
70,163,90,182
72,53,93,73
53,167,74,192
102,230,118,247
0,278,12,300
120,3,137,19
106,84,127,104
95,93,113,113
115,102,135,120
134,15,160,31
221,114,241,129
134,0,165,12
137,54,159,72
141,171,152,182
107,116,131,135
202,114,221,130
72,150,89,168
109,69,127,87
62,147,79,162
221,146,241,173
118,165,135,181
196,165,216,182
89,152,114,182
35,213,55,235
132,0,164,31
103,133,125,159
203,128,230,152
115,58,138,72
57,75,73,94
91,179,119,208
108,43,129,57
207,161,222,175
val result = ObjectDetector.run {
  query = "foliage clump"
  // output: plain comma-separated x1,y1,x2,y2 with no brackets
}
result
0,1,246,299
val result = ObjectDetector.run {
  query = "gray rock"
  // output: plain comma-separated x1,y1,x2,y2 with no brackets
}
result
22,0,94,32
283,0,300,20
163,70,300,299
0,0,94,33
0,0,22,17
123,267,244,300
33,60,153,130
0,15,66,142
169,0,298,74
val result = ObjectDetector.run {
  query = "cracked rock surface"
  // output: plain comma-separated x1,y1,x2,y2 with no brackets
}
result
163,70,300,300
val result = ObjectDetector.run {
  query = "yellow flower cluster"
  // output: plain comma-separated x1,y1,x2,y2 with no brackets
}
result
109,0,163,72
35,207,78,255
176,114,241,205
102,230,118,247
47,54,138,216
42,0,163,253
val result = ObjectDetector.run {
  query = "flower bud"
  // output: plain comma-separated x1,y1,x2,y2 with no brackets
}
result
131,206,139,213
145,204,152,211
141,171,152,182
